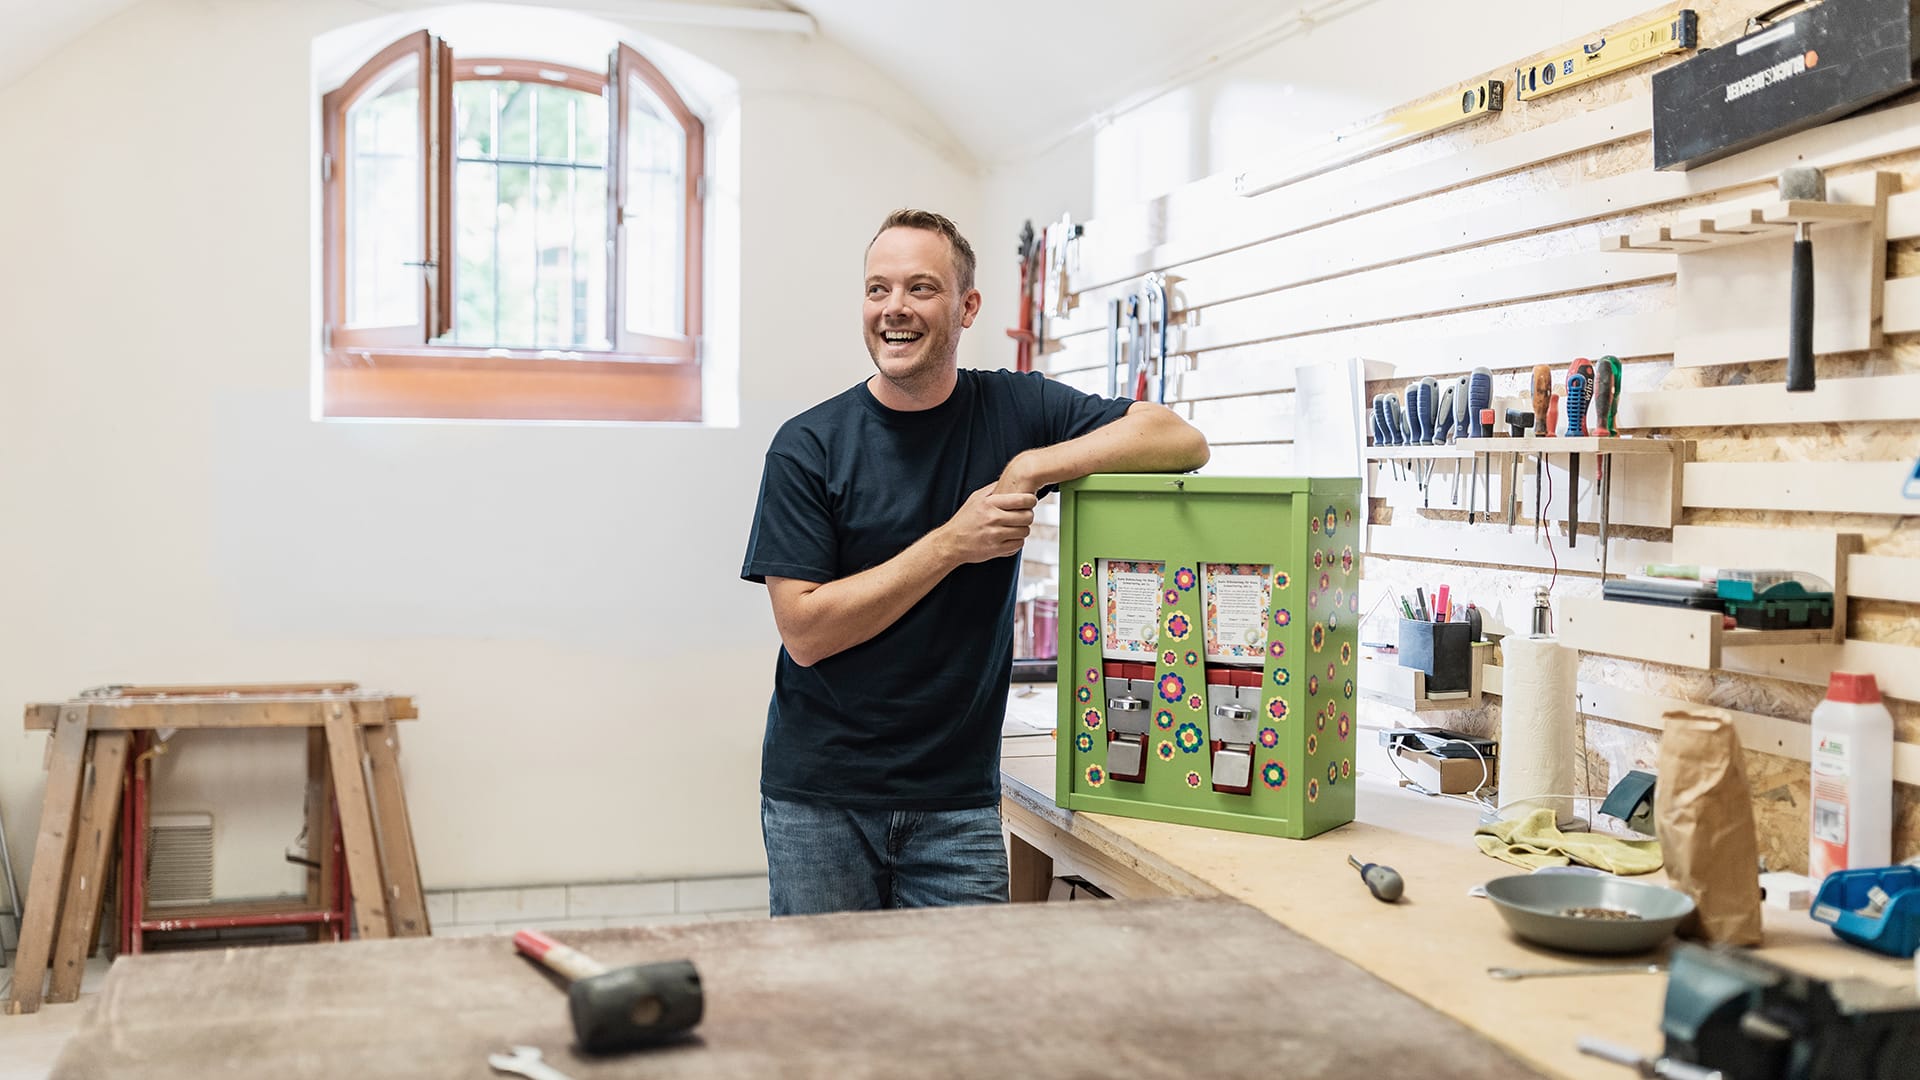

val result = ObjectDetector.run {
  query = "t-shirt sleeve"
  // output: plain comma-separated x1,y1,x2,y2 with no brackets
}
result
741,450,836,585
1031,370,1135,447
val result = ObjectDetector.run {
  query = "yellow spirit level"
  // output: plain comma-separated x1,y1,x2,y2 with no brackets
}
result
1516,9,1697,102
1235,80,1504,198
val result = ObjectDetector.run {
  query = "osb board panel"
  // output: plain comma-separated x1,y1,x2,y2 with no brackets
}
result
1047,0,1919,873
52,898,1541,1080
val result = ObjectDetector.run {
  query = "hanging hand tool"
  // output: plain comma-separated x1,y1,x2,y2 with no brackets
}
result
1123,296,1145,401
1467,367,1492,523
1781,166,1826,393
1006,221,1041,373
1451,376,1469,506
1563,367,1591,549
1136,273,1169,403
1411,380,1433,504
1432,381,1455,508
1104,298,1123,399
1347,854,1405,903
1591,356,1622,578
1531,365,1552,543
1371,395,1396,481
1505,409,1533,532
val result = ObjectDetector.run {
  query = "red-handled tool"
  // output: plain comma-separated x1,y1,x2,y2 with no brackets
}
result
514,930,704,1053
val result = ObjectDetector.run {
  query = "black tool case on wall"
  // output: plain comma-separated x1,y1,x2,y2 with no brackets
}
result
1653,0,1920,170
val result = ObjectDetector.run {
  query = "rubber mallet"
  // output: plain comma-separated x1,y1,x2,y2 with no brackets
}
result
513,929,704,1053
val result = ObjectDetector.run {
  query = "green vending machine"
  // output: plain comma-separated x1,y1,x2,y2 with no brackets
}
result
1056,475,1361,839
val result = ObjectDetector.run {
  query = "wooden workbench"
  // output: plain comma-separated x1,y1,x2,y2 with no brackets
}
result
999,721,1915,1080
51,894,1544,1078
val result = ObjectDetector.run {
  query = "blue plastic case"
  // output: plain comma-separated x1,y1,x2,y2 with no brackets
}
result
1810,866,1920,958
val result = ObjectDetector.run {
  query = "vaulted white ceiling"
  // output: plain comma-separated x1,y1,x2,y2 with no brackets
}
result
0,0,1291,165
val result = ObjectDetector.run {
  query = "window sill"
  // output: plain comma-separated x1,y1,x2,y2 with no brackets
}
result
322,348,702,422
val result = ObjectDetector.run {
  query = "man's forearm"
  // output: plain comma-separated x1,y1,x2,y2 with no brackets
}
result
1003,402,1209,493
770,531,961,667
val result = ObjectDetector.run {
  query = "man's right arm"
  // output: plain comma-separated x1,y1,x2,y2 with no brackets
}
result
766,483,1037,667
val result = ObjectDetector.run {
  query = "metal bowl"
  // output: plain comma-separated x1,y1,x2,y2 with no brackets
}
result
1482,874,1695,955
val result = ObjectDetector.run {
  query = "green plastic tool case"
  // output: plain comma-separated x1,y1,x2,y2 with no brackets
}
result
1055,475,1361,839
1716,578,1835,631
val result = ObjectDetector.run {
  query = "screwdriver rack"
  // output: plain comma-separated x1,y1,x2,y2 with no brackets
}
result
1366,436,1689,539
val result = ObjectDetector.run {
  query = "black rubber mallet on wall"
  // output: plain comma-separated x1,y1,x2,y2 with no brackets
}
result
1781,165,1825,393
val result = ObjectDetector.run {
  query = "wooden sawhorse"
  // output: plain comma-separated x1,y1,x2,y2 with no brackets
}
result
5,683,429,1014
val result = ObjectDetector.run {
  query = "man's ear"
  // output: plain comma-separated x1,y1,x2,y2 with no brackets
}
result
960,288,982,328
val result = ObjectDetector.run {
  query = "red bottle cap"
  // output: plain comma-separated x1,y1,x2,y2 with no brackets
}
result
1826,671,1882,705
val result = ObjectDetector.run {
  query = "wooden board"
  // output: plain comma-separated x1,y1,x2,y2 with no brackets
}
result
46,731,130,1004
24,696,418,730
50,898,1542,1080
322,703,391,939
1681,461,1918,516
5,707,90,1014
360,714,429,937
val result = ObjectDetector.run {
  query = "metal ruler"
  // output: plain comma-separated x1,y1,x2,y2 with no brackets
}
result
1516,9,1698,102
1235,80,1503,198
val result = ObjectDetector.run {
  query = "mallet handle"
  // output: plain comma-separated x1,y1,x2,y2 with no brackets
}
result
514,929,608,982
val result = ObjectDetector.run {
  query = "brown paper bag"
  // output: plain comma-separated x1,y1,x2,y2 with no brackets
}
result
1655,710,1763,946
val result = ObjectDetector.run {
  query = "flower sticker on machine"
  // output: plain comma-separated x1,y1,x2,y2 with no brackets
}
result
1274,608,1292,628
1079,563,1094,579
1079,590,1095,608
1078,623,1099,646
1157,740,1175,761
1174,567,1197,591
1311,623,1327,653
1266,698,1288,721
1085,765,1106,787
1083,709,1102,730
1155,709,1174,730
1157,673,1186,702
1076,685,1092,703
1340,546,1355,576
1176,722,1204,753
1262,762,1288,789
1166,613,1192,641
1307,778,1321,803
1259,727,1279,749
1187,694,1204,712
1074,731,1094,753
1272,667,1290,687
1186,771,1203,788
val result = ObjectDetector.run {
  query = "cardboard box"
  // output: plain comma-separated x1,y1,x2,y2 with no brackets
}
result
1394,745,1492,795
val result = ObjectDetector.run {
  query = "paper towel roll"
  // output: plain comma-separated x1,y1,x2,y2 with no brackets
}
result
1499,635,1579,826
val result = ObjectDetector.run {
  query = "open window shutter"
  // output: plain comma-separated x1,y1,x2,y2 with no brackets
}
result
609,43,702,360
322,30,450,351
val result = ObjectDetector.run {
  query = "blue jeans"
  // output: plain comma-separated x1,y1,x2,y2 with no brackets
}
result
760,795,1010,916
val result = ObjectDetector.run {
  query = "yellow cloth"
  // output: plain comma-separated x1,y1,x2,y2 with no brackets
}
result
1474,807,1663,874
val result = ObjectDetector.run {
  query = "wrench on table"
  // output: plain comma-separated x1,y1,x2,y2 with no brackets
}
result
489,1045,577,1080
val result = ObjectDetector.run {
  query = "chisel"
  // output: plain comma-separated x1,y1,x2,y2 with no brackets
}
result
1591,356,1622,577
1531,365,1552,543
1563,369,1590,549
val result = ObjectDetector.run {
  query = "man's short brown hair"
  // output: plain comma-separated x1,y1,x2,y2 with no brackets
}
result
869,209,976,294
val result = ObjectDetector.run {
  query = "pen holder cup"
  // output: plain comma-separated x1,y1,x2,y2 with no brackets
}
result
1397,618,1473,693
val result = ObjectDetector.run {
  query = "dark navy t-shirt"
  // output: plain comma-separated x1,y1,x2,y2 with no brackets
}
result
742,368,1133,810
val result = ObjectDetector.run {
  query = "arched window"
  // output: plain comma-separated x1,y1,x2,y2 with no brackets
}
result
322,32,704,421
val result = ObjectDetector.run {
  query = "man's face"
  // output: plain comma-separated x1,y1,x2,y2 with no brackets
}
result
863,227,980,389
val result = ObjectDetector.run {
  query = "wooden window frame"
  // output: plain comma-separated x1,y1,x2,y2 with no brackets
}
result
321,35,705,422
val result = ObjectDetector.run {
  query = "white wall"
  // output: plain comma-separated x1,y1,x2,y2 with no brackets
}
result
975,0,1662,348
0,0,982,895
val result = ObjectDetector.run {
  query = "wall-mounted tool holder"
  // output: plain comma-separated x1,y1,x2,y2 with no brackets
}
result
1056,475,1361,840
1357,642,1493,713
1560,526,1860,671
1602,172,1895,370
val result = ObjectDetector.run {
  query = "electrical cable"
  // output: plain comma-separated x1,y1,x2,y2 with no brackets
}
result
1386,731,1496,811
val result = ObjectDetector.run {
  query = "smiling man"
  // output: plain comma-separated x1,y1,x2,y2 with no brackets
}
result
741,209,1209,916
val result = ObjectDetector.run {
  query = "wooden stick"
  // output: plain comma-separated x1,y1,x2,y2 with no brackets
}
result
47,732,131,1003
6,707,91,1014
360,711,429,937
322,703,391,939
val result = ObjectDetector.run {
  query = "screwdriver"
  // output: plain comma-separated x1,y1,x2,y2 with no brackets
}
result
1348,854,1405,903
1591,356,1622,578
1563,365,1591,549
1530,365,1552,543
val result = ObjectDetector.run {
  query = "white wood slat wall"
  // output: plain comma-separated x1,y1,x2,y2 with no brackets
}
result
1035,0,1920,866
